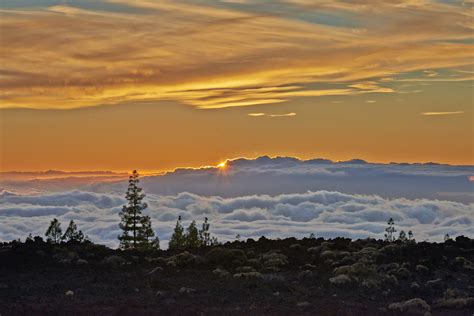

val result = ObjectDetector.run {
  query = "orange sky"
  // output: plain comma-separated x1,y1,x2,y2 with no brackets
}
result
0,0,473,171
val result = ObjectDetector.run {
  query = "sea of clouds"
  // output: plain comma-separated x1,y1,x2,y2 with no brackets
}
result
1,156,473,248
1,189,472,248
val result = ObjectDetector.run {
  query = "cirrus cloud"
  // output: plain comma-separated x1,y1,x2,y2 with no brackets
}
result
0,0,472,109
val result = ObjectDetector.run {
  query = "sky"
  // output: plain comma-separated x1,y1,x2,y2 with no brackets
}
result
0,0,473,172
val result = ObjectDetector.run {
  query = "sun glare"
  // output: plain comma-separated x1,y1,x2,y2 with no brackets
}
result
217,160,227,169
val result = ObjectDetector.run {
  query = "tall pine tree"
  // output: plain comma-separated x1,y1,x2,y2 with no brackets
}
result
185,220,200,248
169,216,186,250
199,217,211,246
118,170,158,250
384,217,396,243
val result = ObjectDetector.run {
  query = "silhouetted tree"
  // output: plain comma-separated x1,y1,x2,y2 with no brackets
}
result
408,230,415,242
169,216,186,250
444,234,452,242
210,236,219,246
150,235,160,250
26,233,34,243
185,220,200,248
384,218,396,242
62,220,85,243
199,217,211,246
45,218,62,244
137,215,160,250
118,170,157,250
398,230,407,242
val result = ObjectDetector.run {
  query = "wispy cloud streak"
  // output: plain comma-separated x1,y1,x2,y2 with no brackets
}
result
248,112,296,117
421,111,465,116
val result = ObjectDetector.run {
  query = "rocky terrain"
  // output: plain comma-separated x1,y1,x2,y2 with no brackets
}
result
0,236,473,315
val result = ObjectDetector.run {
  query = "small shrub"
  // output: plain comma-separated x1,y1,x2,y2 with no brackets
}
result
388,298,431,314
262,252,288,269
329,274,351,285
415,264,430,274
206,248,246,267
166,251,204,267
235,266,255,273
453,256,473,270
212,268,230,277
233,272,263,279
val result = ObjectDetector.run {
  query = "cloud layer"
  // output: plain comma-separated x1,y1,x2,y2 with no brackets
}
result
1,0,472,109
1,189,472,248
130,157,474,203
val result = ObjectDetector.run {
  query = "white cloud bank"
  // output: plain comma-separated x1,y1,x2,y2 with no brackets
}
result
1,189,472,248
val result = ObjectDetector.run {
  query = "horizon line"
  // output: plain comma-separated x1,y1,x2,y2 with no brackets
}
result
2,154,473,175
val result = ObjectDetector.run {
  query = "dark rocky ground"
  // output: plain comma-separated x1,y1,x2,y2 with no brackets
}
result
0,236,473,315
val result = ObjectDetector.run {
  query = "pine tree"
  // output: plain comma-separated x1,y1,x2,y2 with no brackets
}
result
384,218,396,242
26,233,34,243
137,215,159,250
199,217,211,246
210,236,219,246
408,230,415,242
150,236,160,250
398,230,407,242
62,220,85,243
169,216,186,250
185,220,200,248
45,218,62,244
118,170,157,250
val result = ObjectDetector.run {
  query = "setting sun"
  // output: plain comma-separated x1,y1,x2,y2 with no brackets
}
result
217,161,228,169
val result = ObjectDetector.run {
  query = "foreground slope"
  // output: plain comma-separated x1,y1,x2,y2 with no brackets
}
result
1,237,473,315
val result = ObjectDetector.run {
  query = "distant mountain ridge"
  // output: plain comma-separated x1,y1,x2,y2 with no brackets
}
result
130,156,473,203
